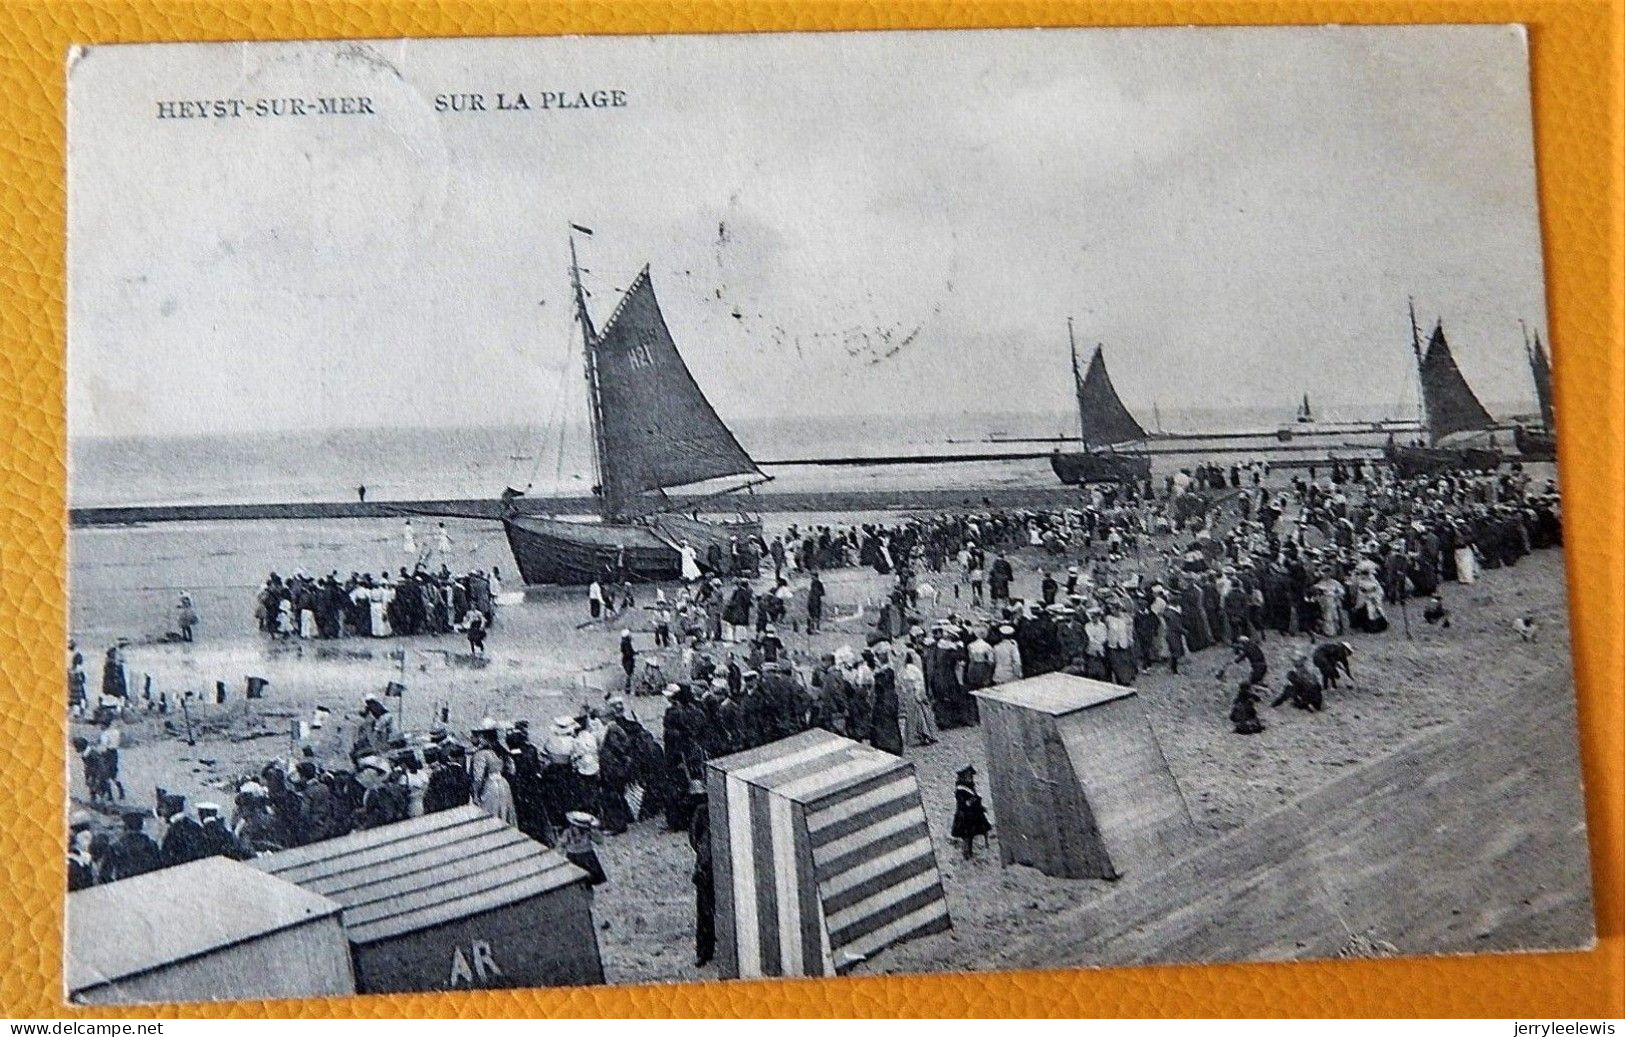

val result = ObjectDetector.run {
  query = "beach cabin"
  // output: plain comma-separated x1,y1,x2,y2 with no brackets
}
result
252,805,603,993
68,857,353,1004
707,729,951,979
973,673,1196,880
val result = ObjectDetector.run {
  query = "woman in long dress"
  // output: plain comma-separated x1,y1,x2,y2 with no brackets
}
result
370,584,393,637
899,650,938,749
468,721,517,824
1312,574,1346,637
1454,524,1479,585
1350,566,1389,634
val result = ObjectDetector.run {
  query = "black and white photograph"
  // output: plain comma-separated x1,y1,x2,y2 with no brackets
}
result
64,26,1593,1004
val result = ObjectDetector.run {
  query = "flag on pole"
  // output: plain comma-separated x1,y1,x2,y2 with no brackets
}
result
385,681,406,698
570,223,594,236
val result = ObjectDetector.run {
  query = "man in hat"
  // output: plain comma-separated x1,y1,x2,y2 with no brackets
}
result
724,580,753,642
101,808,163,882
1162,596,1188,674
1230,683,1266,735
1103,600,1138,686
620,630,637,694
989,552,1014,603
662,686,704,831
422,744,472,815
1312,640,1355,690
1228,634,1268,689
571,713,603,823
990,625,1022,685
735,669,771,750
927,626,971,729
963,627,995,694
354,756,408,831
596,698,637,835
758,624,785,666
159,796,210,868
806,572,825,635
501,723,549,842
350,692,397,765
868,645,904,756
810,653,844,736
1423,594,1451,628
195,801,253,860
67,814,98,891
687,778,715,967
1271,653,1325,712
950,765,993,860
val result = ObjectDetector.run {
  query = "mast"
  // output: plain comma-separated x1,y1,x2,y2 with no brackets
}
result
570,230,612,520
1520,319,1535,427
1067,317,1084,440
1408,297,1426,435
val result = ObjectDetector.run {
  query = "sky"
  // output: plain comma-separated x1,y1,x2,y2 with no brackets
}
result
66,26,1549,440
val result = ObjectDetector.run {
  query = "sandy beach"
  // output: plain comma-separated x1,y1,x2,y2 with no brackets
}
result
66,474,1586,985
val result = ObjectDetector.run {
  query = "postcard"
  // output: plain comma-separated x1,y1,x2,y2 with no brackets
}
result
63,26,1592,1004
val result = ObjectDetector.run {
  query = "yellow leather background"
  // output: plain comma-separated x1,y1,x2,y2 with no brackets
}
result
1,0,1619,1018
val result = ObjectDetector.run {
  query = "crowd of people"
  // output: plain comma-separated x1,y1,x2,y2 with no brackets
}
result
69,456,1564,968
67,690,651,892
251,564,503,650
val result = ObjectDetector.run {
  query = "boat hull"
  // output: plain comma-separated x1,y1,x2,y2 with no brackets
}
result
503,513,762,586
1384,442,1502,479
1513,426,1557,462
1050,450,1152,486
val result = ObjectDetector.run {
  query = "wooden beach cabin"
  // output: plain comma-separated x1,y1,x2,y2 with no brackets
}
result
252,805,603,994
973,673,1196,880
707,728,951,979
68,857,354,1004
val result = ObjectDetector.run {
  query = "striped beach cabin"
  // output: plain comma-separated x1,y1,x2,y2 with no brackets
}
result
707,729,951,979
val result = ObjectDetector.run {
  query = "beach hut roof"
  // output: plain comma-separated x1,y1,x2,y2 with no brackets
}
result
68,857,341,992
973,672,1133,716
251,805,587,945
708,728,907,805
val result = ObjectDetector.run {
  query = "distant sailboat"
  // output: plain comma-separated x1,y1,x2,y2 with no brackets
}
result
1049,320,1153,486
1514,323,1556,461
1385,300,1502,478
1297,392,1314,424
502,231,768,585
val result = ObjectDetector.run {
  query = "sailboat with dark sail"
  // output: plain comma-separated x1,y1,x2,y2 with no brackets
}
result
1385,301,1502,478
1514,323,1556,461
1050,320,1153,486
503,233,768,585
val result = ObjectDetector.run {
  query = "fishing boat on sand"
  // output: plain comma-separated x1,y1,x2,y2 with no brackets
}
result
502,231,767,585
1385,300,1502,479
1050,320,1153,486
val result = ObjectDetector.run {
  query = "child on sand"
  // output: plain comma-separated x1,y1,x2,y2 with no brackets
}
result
950,765,992,860
560,811,607,885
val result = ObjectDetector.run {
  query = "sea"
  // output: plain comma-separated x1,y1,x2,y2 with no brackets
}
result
69,404,1422,509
